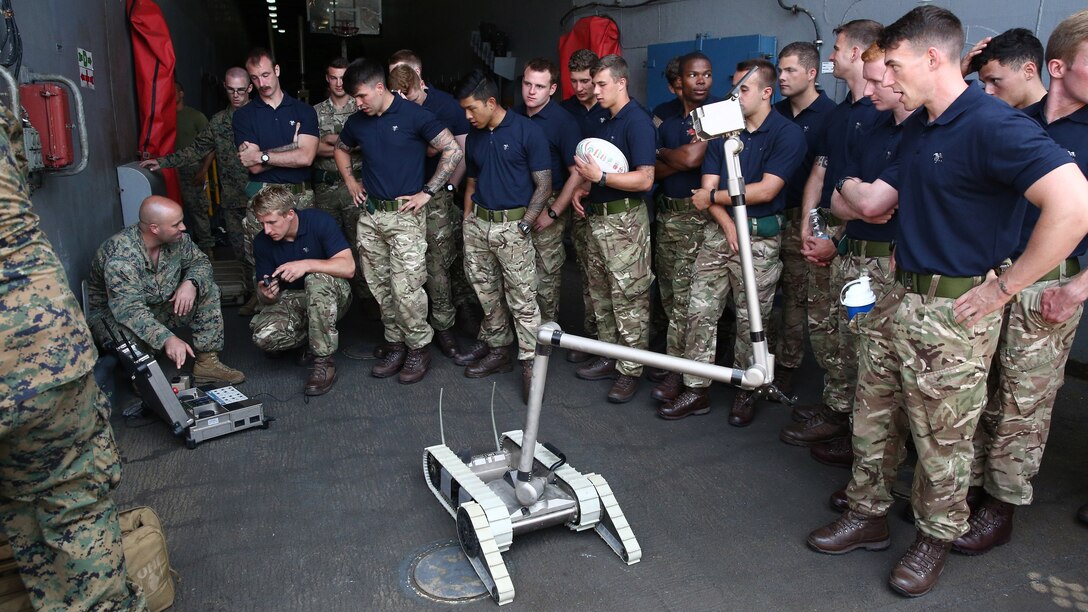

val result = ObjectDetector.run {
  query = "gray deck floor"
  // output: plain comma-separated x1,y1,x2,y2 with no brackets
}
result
108,258,1088,611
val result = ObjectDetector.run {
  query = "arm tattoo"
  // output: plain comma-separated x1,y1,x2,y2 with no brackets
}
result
425,130,463,193
267,142,299,153
523,169,552,225
335,138,353,153
816,155,828,168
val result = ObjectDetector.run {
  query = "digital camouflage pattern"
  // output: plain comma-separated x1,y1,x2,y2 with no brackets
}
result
463,215,541,361
776,215,806,369
250,272,351,357
971,278,1082,505
422,189,459,331
571,215,598,337
584,206,653,376
86,224,223,354
654,205,710,358
0,105,144,610
175,165,214,249
682,225,781,388
532,196,568,323
894,292,1001,541
844,259,909,517
356,204,433,349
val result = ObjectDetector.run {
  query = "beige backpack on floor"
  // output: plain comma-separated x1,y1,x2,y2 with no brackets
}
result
119,506,177,611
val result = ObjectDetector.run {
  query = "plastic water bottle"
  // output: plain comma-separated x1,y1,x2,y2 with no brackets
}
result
840,274,876,320
809,208,831,240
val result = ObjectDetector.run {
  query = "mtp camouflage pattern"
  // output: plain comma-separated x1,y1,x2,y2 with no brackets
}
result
531,195,568,323
654,205,710,358
250,272,351,357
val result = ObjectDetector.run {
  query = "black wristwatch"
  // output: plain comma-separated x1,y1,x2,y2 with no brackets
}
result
260,151,270,165
546,207,558,219
835,176,854,195
421,186,436,197
597,172,607,188
517,221,531,236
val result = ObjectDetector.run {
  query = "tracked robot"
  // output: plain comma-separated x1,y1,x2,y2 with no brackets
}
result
423,68,791,606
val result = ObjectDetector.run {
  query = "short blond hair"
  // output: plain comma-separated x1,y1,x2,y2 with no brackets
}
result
251,185,295,217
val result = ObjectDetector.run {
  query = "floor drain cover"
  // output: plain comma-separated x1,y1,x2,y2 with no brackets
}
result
403,539,489,603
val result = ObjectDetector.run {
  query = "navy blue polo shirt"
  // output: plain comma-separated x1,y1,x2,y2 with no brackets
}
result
1016,97,1088,258
843,112,905,243
774,92,836,210
231,93,319,185
465,110,551,210
422,87,471,181
653,97,683,122
514,100,581,190
816,94,884,209
338,95,445,201
561,96,611,139
880,86,1074,277
588,100,658,203
702,108,805,217
253,208,351,291
657,97,721,199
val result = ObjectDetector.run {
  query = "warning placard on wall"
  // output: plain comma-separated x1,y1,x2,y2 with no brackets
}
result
78,48,94,89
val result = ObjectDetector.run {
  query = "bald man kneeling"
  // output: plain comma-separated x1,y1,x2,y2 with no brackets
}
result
86,195,245,384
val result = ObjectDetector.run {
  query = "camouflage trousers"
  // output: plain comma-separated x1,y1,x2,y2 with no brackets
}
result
532,196,568,323
894,290,1001,541
682,224,781,388
314,182,370,300
422,189,459,331
776,213,806,369
177,164,214,249
463,214,541,361
584,205,654,376
571,214,599,338
655,207,709,358
845,259,910,517
970,276,1082,505
250,273,351,357
220,194,251,293
357,205,433,350
88,282,225,355
0,373,145,611
806,256,839,409
242,187,313,288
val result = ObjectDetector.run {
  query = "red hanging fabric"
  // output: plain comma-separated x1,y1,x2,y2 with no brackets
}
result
558,16,622,100
127,0,180,203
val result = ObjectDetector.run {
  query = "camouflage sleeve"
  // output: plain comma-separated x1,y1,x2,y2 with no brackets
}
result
103,259,174,350
160,121,216,169
178,236,215,296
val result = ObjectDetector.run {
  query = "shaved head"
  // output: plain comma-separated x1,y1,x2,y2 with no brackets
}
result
138,196,182,225
225,66,248,81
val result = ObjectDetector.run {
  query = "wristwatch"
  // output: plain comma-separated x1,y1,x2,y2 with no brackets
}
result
597,172,607,188
546,207,558,220
517,221,531,236
260,151,270,165
835,176,854,195
421,186,436,197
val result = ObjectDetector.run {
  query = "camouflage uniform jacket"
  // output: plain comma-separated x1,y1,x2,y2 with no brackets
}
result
87,224,216,350
160,105,249,207
0,106,98,408
313,97,360,174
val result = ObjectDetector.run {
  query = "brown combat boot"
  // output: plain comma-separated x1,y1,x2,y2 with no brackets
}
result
780,409,850,446
305,355,337,396
565,348,593,363
657,387,710,420
651,372,682,403
811,437,854,468
371,342,407,378
791,402,831,423
453,340,490,366
398,346,432,385
607,375,639,403
951,495,1015,555
772,365,797,400
464,346,513,378
434,329,459,359
807,510,891,554
729,390,755,427
829,486,849,513
238,293,260,316
576,357,618,381
888,532,952,597
192,352,245,385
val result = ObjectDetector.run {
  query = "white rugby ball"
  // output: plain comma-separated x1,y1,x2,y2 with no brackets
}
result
576,137,629,174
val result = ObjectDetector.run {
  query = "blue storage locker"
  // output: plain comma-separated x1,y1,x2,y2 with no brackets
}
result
645,34,777,110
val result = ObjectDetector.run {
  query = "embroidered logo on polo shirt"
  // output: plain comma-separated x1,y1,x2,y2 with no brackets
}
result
803,125,810,132
1069,150,1077,158
289,120,297,127
392,125,399,131
302,246,310,253
503,144,509,151
933,152,943,164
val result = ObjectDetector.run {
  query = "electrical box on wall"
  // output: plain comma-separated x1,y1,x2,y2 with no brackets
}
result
20,83,74,169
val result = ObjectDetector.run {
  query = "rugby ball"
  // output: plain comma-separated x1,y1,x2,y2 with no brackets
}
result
576,137,629,174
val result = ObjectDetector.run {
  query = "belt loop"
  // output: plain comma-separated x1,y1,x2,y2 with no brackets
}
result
926,274,941,303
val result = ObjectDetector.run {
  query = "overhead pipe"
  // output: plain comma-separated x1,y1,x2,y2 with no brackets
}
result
776,0,822,49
